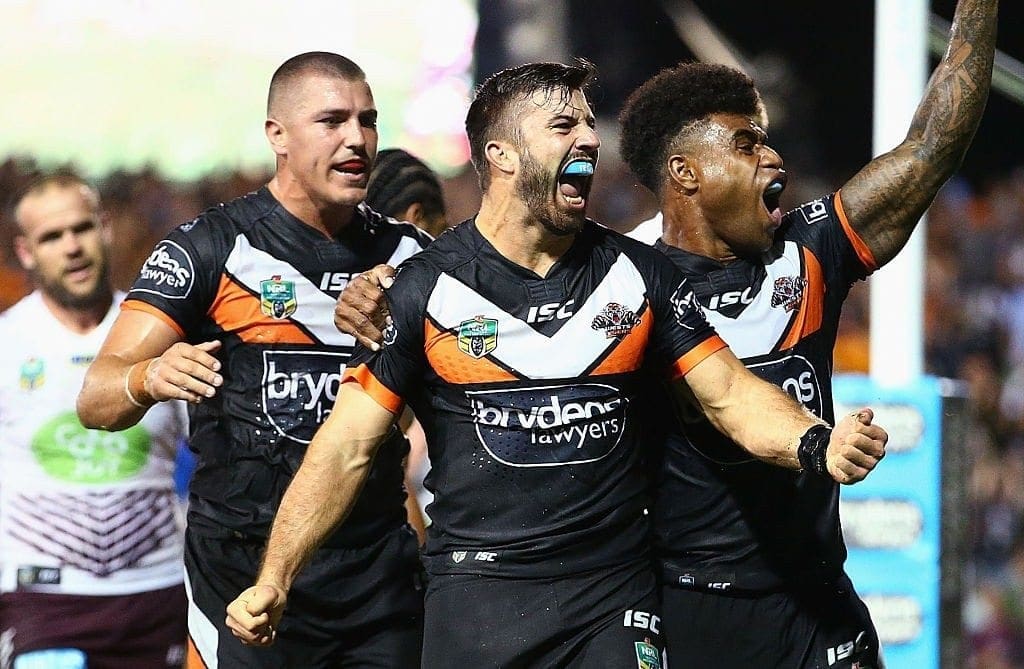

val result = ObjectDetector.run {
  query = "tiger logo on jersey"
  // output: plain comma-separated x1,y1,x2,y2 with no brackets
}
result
591,303,639,340
771,276,806,312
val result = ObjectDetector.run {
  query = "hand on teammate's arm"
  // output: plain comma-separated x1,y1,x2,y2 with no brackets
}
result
677,348,886,483
78,309,222,430
334,264,395,350
137,339,223,404
225,382,398,646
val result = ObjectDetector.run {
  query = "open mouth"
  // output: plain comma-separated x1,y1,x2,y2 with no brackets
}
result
558,158,595,209
762,175,786,225
333,159,368,177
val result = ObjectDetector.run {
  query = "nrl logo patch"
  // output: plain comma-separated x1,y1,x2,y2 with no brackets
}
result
635,640,662,669
260,275,297,319
770,276,807,313
19,357,45,390
591,303,640,340
457,316,498,359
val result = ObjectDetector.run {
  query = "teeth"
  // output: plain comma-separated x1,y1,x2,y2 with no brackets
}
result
562,160,594,177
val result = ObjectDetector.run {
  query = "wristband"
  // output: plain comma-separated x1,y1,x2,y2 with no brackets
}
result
124,360,155,409
797,424,832,478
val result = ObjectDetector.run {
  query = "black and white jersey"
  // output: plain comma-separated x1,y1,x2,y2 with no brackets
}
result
123,187,431,545
345,219,725,578
649,193,876,590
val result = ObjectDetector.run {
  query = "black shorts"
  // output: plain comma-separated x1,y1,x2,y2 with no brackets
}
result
422,560,663,668
661,574,882,669
0,585,186,669
184,525,424,669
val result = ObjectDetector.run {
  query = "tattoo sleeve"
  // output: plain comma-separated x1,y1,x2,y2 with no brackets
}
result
839,0,997,267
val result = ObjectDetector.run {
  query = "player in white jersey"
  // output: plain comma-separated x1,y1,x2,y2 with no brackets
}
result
0,174,187,669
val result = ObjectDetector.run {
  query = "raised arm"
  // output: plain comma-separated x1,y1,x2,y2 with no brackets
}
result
224,381,397,645
840,0,997,266
77,309,223,431
679,348,887,484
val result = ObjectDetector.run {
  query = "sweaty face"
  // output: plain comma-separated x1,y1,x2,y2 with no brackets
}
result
274,73,378,210
15,185,110,309
689,112,786,259
513,88,600,236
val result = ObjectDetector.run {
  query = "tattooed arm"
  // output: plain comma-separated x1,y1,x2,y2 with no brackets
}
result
840,0,997,267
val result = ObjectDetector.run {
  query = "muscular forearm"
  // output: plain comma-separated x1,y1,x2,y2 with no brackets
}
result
700,374,823,470
77,355,153,431
256,437,376,591
841,0,997,265
907,0,997,186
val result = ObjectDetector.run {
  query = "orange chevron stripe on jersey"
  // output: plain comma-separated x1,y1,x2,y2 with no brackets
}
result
185,636,208,669
424,319,519,385
777,247,826,350
834,191,878,272
343,363,404,414
121,299,186,337
207,274,315,344
589,303,654,376
667,335,728,380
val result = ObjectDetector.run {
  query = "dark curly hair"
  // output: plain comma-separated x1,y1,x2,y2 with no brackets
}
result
466,59,596,190
366,148,445,221
618,62,760,194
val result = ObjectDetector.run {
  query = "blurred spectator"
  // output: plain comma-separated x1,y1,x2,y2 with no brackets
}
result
0,172,188,668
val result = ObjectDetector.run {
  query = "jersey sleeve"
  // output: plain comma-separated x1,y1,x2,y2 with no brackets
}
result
120,214,227,338
342,257,432,414
785,193,877,286
643,248,728,380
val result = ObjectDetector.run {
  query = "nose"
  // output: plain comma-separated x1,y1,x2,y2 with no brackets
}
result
576,124,601,152
61,229,84,256
341,118,371,151
759,143,783,170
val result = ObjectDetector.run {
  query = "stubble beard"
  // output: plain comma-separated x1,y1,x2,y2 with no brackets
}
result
37,262,113,312
516,154,584,237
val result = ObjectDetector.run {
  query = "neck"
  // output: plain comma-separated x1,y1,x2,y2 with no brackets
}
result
40,290,112,335
267,176,355,238
660,200,736,263
475,190,576,277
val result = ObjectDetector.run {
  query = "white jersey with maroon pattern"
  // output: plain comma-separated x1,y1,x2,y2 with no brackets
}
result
0,291,187,596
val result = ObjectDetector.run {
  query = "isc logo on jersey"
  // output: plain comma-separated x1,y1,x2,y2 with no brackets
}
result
467,383,627,466
706,287,755,310
262,351,347,444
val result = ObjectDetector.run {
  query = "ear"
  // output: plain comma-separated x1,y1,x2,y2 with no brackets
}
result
99,211,114,247
484,140,517,177
13,235,35,272
397,202,425,227
668,154,699,195
265,118,288,156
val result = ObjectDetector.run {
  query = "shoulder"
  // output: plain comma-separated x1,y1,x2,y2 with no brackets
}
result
777,194,840,243
0,291,40,331
175,188,277,244
399,219,475,272
360,204,433,250
591,221,677,271
624,212,663,245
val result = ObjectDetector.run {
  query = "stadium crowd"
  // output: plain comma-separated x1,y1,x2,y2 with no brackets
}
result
2,148,1023,666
